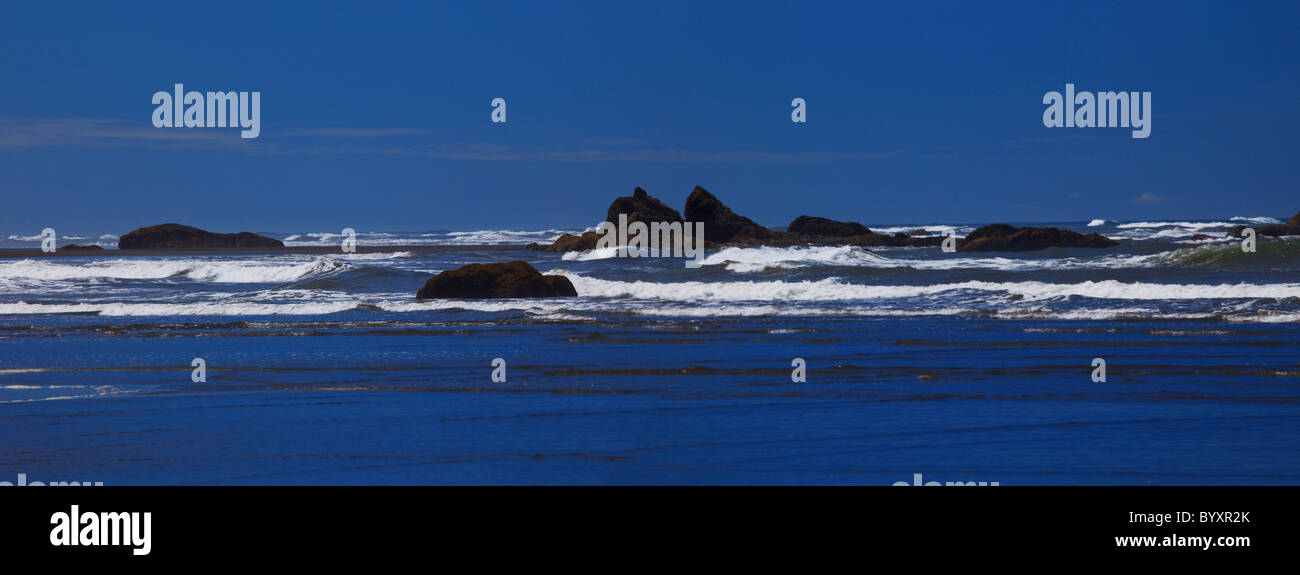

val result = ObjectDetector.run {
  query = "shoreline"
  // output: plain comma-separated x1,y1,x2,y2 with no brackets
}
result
0,244,527,259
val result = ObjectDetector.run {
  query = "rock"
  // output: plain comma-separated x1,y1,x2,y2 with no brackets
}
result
529,231,601,252
787,215,872,238
1231,212,1300,237
773,216,943,247
606,187,683,225
760,230,941,248
533,187,683,252
848,234,944,248
416,261,577,299
118,223,283,249
958,224,1118,252
908,229,932,236
1187,233,1214,241
59,244,103,251
684,186,774,244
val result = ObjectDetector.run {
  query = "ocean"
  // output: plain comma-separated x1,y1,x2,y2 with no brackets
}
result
1,218,1297,485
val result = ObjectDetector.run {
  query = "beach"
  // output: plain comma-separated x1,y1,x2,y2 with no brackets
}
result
2,219,1297,484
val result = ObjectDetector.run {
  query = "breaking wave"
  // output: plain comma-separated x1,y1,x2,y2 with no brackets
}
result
0,257,352,284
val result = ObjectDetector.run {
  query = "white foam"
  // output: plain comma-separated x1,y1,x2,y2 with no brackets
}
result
696,245,1157,272
443,229,570,244
556,272,1300,302
0,301,361,316
376,299,571,314
281,229,574,246
1231,216,1285,225
0,257,351,284
562,246,627,261
337,251,415,260
1119,221,1217,229
866,224,974,236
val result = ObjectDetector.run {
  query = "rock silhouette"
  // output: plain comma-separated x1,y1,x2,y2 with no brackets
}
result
958,224,1118,252
119,224,283,249
532,186,1118,252
683,186,773,244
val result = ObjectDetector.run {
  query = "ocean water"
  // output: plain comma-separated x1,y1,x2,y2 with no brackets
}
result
1,218,1298,485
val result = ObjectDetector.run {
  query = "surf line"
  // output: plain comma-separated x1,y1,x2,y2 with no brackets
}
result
151,83,260,139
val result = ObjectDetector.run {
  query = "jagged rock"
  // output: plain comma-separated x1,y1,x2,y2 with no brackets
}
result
118,223,282,249
958,224,1118,252
787,216,871,238
684,186,774,244
534,185,1121,253
532,187,683,252
606,187,683,225
416,261,576,299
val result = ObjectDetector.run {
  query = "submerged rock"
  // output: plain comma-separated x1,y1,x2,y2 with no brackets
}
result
416,261,577,299
59,244,103,251
958,224,1118,252
118,223,283,249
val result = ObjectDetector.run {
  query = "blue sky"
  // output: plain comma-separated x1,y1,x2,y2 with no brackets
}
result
1,0,1296,234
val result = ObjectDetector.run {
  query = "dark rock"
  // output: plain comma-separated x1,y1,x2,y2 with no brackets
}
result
1231,212,1300,237
852,234,944,248
787,215,871,238
606,187,683,226
1255,224,1300,237
534,187,684,252
908,229,932,236
416,261,577,299
118,223,283,249
958,224,1118,252
684,186,773,244
529,231,601,252
59,244,103,251
1187,233,1214,241
761,230,942,248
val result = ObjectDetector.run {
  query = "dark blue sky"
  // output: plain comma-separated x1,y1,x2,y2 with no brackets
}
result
2,0,1296,234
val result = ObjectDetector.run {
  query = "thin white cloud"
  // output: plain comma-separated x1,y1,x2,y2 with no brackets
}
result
0,116,1072,165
